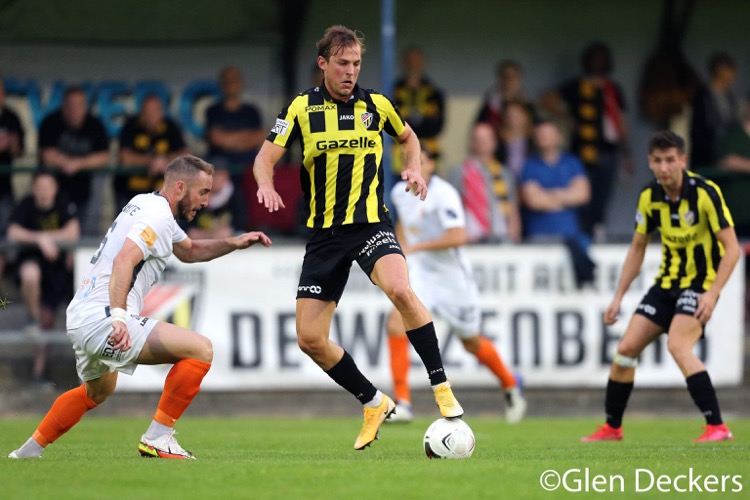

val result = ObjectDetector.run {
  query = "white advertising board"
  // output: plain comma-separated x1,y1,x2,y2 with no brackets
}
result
74,243,745,390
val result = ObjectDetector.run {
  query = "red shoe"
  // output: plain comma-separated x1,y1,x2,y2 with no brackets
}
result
581,423,623,442
694,424,733,442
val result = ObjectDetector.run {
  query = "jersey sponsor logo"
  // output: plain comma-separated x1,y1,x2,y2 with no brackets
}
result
272,118,290,136
340,114,354,120
637,303,657,316
662,232,698,245
683,211,696,226
298,285,322,294
140,226,157,247
315,137,376,150
305,104,336,112
80,276,96,298
361,112,373,128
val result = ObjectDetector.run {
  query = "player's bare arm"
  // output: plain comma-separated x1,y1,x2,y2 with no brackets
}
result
695,226,740,323
108,239,145,351
173,231,272,263
396,123,427,200
604,231,649,325
253,141,287,212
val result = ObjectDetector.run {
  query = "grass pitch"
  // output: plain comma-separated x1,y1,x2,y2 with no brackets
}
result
0,416,747,499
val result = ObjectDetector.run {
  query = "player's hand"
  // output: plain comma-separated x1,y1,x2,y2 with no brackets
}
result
401,167,428,201
603,298,621,326
37,234,60,261
695,290,718,324
256,184,286,212
233,231,273,249
109,321,132,352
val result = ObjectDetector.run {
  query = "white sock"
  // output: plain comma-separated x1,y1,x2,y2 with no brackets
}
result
364,390,383,408
14,436,45,458
143,420,173,440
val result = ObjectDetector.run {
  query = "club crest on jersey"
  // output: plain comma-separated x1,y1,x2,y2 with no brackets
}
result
360,112,373,128
683,211,696,226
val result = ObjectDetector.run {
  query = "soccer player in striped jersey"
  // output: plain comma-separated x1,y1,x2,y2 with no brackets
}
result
582,131,740,443
254,25,463,450
9,155,272,459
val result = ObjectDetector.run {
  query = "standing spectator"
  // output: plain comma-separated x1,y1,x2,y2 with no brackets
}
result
392,46,445,169
0,76,25,286
541,42,634,242
116,94,189,211
449,123,521,244
690,52,740,168
205,66,266,231
7,171,80,383
476,60,536,163
498,100,535,178
520,120,594,288
716,93,750,238
38,86,109,237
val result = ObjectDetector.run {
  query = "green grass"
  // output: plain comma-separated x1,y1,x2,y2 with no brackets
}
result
0,417,748,499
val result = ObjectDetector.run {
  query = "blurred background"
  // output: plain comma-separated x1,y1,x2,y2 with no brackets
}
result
0,0,748,418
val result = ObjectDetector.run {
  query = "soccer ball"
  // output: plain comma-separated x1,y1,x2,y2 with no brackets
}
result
423,418,475,459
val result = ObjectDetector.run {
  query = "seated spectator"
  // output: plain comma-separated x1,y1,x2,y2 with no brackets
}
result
205,66,265,231
116,94,189,211
498,100,534,178
520,120,594,287
690,52,739,168
448,123,521,243
0,75,25,287
38,85,109,236
540,42,633,242
476,60,536,163
6,171,80,383
187,167,235,240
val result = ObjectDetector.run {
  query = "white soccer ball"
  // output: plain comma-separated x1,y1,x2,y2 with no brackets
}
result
423,417,475,459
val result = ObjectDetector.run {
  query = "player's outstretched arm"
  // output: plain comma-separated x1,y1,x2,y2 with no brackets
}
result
173,231,272,263
396,124,427,200
254,141,287,212
604,232,649,325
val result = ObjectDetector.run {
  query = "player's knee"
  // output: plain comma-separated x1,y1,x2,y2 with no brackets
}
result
85,382,115,404
386,281,415,310
666,337,690,360
613,352,638,368
297,332,325,358
196,336,213,363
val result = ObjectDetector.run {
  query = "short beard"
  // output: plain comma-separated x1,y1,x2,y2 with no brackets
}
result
176,195,193,221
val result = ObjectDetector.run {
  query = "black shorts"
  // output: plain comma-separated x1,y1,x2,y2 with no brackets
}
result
15,252,72,309
634,285,705,333
297,222,404,303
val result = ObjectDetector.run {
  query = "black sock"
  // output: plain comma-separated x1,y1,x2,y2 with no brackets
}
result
325,351,377,405
405,322,447,386
686,371,723,425
605,379,634,429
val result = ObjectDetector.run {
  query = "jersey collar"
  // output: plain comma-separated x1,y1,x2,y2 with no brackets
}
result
320,83,364,105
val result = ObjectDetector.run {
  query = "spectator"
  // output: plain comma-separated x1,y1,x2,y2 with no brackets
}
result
520,120,594,288
498,100,535,178
716,94,750,238
6,171,80,383
205,66,265,232
540,42,634,242
449,123,521,244
187,167,235,240
116,94,189,211
0,76,25,287
476,60,536,163
392,46,445,168
690,52,740,168
38,86,109,236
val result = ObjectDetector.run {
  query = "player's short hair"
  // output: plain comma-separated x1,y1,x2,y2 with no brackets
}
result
496,59,522,78
581,41,613,75
708,51,736,77
165,155,215,184
317,25,365,61
648,130,686,155
63,85,87,101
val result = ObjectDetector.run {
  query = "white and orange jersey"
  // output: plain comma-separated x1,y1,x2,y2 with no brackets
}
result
66,192,187,329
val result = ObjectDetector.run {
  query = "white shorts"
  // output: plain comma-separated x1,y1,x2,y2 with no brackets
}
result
410,268,481,338
66,313,158,381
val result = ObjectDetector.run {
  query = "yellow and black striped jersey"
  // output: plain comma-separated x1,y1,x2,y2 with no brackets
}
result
635,170,734,291
267,84,406,228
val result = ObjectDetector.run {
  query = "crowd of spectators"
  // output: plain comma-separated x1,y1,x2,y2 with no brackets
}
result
0,43,746,345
